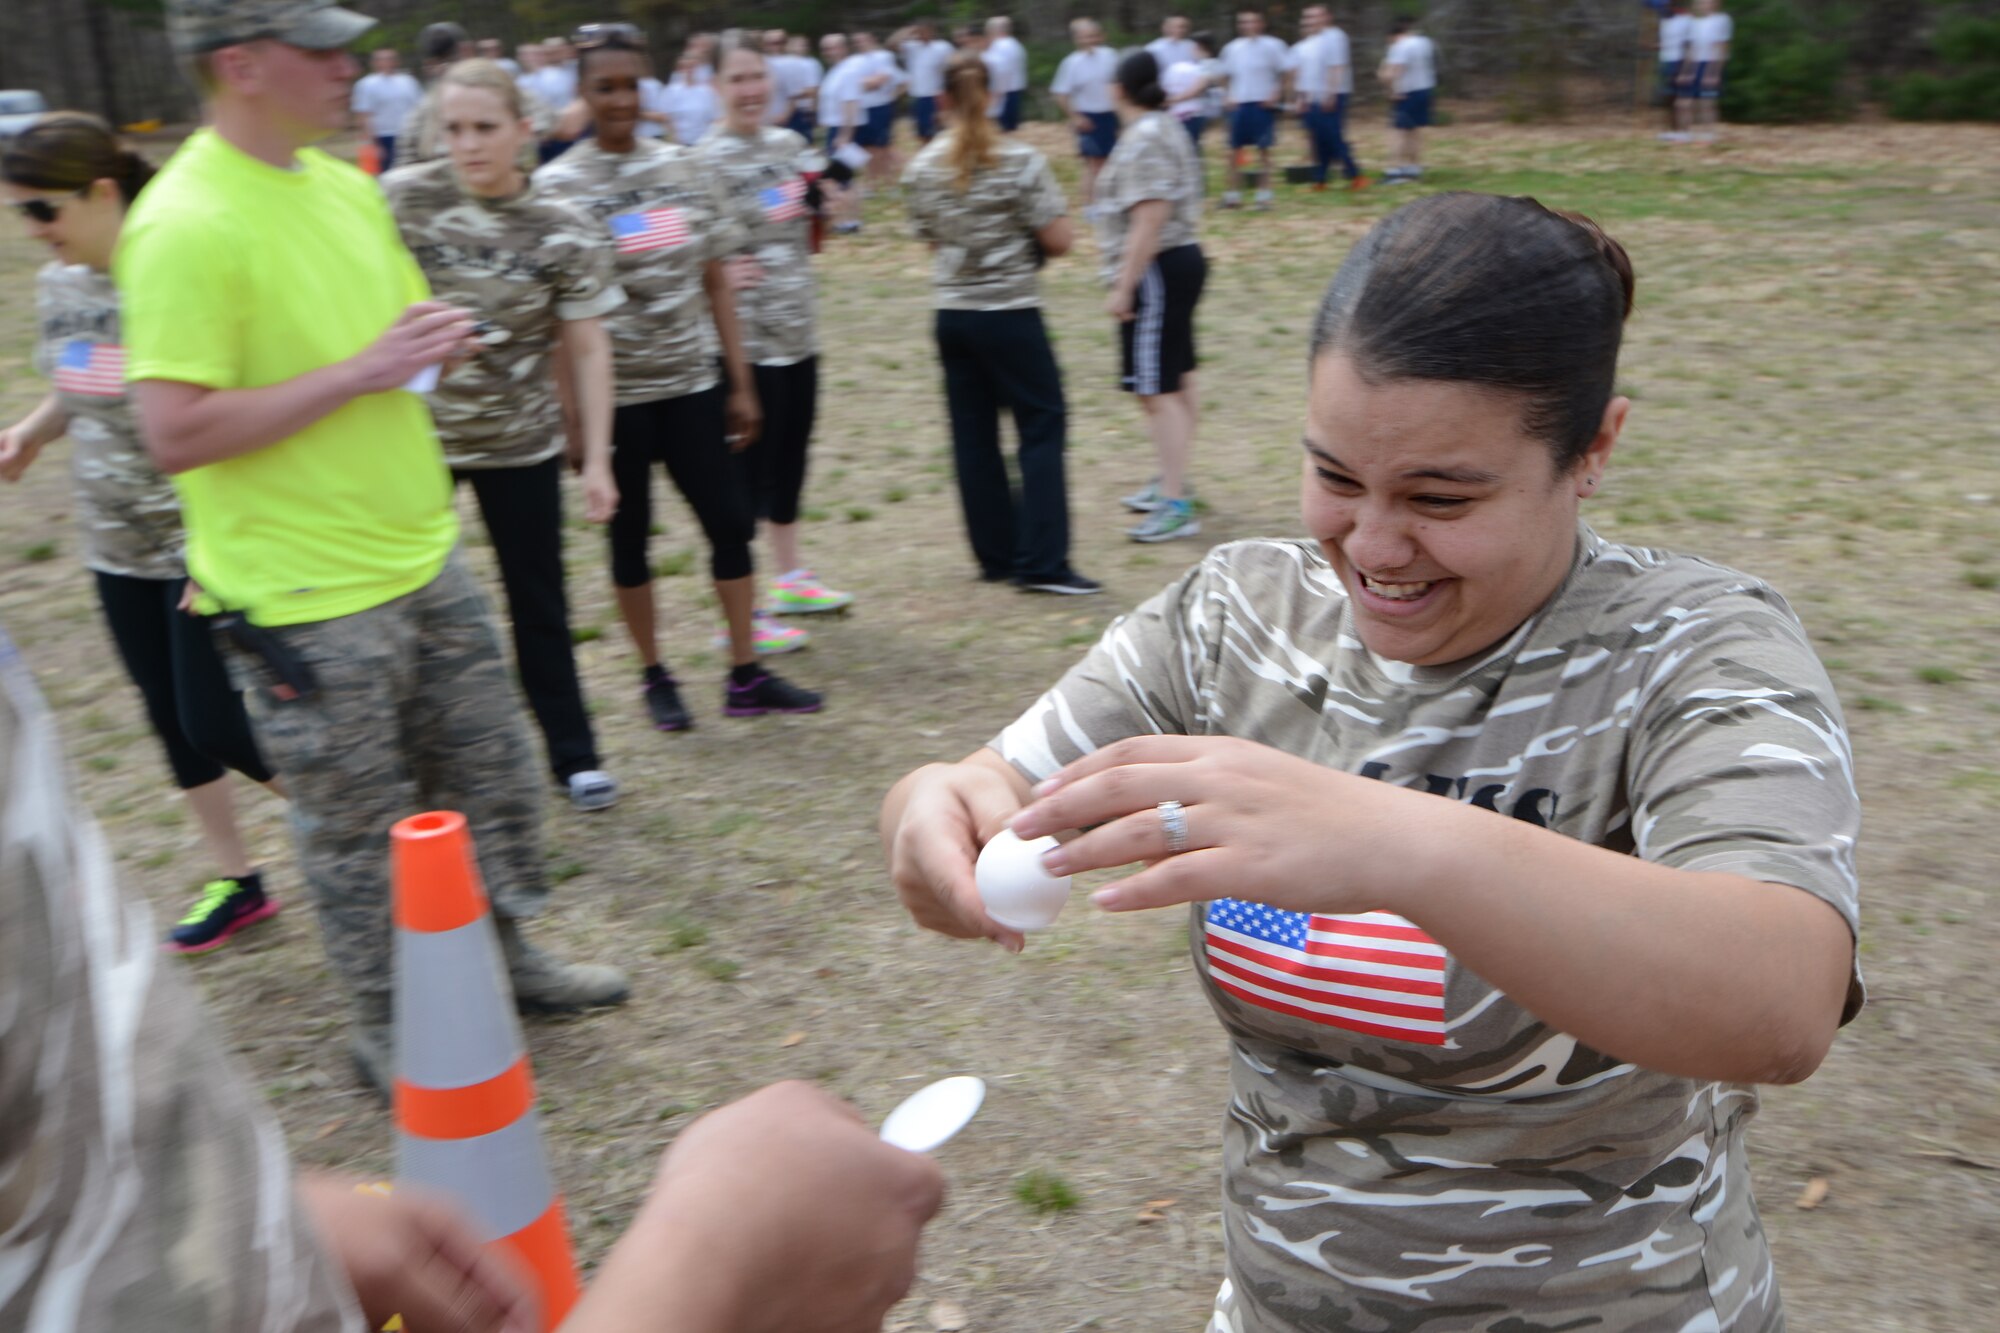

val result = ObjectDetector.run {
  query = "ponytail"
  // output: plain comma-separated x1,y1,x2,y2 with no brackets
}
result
1,112,155,206
942,52,996,192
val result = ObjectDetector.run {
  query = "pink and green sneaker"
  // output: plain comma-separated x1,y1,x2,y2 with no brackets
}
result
166,874,279,954
768,570,854,615
714,610,810,655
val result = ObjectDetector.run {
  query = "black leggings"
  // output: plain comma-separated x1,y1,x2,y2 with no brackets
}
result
608,384,755,587
456,457,600,782
740,358,819,527
94,570,273,790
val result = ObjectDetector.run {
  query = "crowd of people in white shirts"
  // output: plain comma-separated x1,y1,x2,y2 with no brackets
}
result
350,12,1459,205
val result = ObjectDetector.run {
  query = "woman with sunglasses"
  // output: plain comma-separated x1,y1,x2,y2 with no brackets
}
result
382,60,625,813
537,25,822,729
695,32,853,620
1,114,280,952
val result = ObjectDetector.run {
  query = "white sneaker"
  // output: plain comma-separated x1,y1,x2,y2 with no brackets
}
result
567,770,619,812
1658,131,1691,143
1253,189,1273,211
1220,190,1242,209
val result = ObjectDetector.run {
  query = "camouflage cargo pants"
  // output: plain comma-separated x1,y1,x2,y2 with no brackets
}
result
223,552,546,1027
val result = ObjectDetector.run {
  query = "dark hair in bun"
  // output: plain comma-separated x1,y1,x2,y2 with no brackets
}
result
1117,50,1165,110
1,112,155,206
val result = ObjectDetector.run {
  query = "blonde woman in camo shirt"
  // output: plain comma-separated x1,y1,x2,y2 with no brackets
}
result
383,60,625,813
537,24,823,729
696,32,853,620
902,53,1096,597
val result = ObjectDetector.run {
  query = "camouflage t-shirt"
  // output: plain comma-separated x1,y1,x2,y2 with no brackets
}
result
0,627,363,1333
383,159,625,469
534,137,746,406
902,135,1068,312
31,263,183,579
694,124,819,366
993,526,1863,1333
1091,109,1203,285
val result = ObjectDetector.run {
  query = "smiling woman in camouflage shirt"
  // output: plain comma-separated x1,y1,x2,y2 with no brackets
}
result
885,193,1862,1331
695,34,853,621
537,25,823,728
1,113,279,954
384,59,626,815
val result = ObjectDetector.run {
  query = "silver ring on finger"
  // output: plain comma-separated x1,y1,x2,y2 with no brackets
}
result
1157,799,1191,856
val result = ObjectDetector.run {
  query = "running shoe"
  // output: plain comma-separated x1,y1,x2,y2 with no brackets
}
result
714,611,810,655
725,668,825,717
566,769,620,812
1220,190,1242,209
1348,174,1372,191
1020,570,1104,596
166,875,279,954
1253,189,1274,211
768,570,854,615
1121,479,1165,513
1130,500,1202,543
644,668,693,732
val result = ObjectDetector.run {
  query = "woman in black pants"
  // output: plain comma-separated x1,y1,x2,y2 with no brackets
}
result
537,25,822,726
902,54,1097,595
1,114,277,952
385,59,624,811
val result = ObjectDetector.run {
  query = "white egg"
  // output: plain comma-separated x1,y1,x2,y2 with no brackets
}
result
975,828,1072,931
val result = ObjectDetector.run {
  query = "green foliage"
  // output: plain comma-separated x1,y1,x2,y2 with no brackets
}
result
1887,14,2000,120
1721,0,1853,123
1013,1168,1080,1214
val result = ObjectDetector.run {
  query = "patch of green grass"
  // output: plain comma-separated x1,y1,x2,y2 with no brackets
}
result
1964,569,1997,590
1855,696,1907,713
548,859,588,885
1916,665,1963,685
883,486,908,503
23,541,57,562
845,506,875,522
654,549,695,578
660,917,708,950
86,754,119,772
1013,1168,1081,1215
697,955,742,982
1686,505,1736,524
571,625,604,644
140,848,174,870
801,506,830,522
1948,769,2000,796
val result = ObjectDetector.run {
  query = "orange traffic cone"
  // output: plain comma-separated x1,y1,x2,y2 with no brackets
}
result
391,811,581,1332
357,139,382,176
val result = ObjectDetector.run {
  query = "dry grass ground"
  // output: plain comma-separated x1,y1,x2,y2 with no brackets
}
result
2,115,1997,1330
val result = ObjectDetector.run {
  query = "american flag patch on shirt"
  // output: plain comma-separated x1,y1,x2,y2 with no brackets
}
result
759,179,808,223
609,208,690,253
1204,900,1448,1045
52,340,125,398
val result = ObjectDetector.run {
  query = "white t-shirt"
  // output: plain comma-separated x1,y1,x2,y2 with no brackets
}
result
819,55,867,129
1321,27,1354,95
1386,34,1437,93
1220,34,1289,105
661,77,719,146
902,39,955,97
989,35,1029,93
1287,37,1326,100
1147,37,1198,71
859,49,903,108
529,62,577,109
351,71,423,140
1051,47,1119,115
1163,59,1206,121
1690,13,1734,62
495,58,521,77
1659,13,1695,60
637,75,668,138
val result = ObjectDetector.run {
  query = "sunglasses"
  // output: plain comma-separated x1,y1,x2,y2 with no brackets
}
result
571,22,646,50
7,188,89,225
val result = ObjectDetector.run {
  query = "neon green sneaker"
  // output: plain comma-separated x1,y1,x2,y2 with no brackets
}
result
714,611,810,655
167,873,279,954
768,570,853,615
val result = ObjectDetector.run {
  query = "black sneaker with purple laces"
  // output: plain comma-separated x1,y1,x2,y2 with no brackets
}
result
643,665,692,731
724,666,823,717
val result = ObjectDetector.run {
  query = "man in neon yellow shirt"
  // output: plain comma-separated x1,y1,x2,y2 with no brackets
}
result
118,0,628,1090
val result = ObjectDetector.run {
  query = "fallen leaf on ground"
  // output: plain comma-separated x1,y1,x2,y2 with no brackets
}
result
1135,1209,1167,1222
779,1031,806,1048
1795,1177,1829,1209
1144,1198,1179,1210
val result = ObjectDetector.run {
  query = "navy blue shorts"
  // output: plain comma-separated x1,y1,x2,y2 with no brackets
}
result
787,110,814,140
1659,59,1685,101
858,103,893,147
1182,115,1207,145
1692,61,1723,99
1392,88,1433,130
1077,110,1119,159
912,94,939,139
999,89,1024,131
1228,102,1275,150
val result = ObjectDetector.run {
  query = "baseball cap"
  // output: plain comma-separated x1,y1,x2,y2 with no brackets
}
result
168,0,376,56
